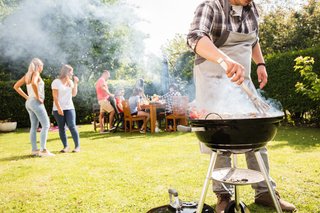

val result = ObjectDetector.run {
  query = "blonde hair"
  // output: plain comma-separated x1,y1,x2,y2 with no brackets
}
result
25,58,43,84
59,64,73,79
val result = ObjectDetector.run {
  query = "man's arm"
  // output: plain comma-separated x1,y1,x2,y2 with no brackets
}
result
100,83,114,97
195,36,245,85
252,42,268,89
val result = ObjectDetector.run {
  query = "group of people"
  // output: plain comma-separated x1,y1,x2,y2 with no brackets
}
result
95,73,183,134
14,60,184,158
14,58,80,157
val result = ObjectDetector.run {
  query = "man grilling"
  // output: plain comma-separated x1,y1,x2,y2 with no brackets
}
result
187,0,296,212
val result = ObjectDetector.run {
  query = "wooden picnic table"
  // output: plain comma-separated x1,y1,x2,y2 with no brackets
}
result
141,102,165,133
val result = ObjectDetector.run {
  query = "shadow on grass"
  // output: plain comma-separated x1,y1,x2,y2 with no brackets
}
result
0,154,36,162
79,129,188,141
270,126,320,151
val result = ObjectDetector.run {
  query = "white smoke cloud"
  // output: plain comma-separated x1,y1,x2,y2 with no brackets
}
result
0,0,142,71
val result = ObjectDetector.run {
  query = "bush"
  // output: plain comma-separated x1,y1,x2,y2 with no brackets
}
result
251,46,320,125
0,78,164,127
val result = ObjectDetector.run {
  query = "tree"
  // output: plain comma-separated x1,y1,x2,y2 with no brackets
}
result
0,0,146,81
258,0,320,54
0,0,22,20
162,34,194,82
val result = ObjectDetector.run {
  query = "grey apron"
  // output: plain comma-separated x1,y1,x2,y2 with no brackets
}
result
196,30,258,155
194,29,260,116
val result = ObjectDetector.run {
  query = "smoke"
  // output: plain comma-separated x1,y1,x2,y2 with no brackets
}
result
193,74,284,119
0,0,144,78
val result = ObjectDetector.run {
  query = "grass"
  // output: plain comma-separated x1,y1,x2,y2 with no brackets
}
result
0,125,319,213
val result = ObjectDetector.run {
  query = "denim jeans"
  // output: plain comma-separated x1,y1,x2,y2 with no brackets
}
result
53,109,80,149
25,98,50,151
212,147,276,198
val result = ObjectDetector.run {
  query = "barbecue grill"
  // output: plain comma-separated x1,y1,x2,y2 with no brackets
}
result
177,114,284,213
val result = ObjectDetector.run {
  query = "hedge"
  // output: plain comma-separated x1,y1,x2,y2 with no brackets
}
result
0,78,161,128
252,46,320,125
1,47,319,127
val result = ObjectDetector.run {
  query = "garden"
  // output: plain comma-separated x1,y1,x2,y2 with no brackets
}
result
0,0,320,213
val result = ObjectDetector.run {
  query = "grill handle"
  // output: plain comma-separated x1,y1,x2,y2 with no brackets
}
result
177,125,205,132
168,189,181,210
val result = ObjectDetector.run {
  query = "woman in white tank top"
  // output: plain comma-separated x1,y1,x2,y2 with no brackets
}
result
13,58,54,157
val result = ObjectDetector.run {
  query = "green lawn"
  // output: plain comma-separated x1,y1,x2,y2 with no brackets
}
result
0,125,319,213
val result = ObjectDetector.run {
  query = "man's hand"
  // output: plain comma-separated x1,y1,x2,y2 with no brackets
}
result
257,66,268,89
222,58,245,85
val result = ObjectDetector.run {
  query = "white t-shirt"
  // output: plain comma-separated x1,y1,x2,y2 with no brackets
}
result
51,79,75,111
231,5,243,17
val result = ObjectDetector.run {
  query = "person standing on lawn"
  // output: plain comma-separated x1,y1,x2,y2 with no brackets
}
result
187,0,296,212
95,70,116,133
52,64,80,153
13,58,55,157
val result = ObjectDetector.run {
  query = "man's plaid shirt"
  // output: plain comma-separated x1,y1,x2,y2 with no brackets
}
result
187,0,260,52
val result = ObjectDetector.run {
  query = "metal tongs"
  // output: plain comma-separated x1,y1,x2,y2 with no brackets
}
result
217,58,270,114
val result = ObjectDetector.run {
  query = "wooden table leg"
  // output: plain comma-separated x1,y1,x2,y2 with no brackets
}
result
149,104,157,133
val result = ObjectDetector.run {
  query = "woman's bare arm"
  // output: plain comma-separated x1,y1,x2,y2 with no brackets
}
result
13,76,28,100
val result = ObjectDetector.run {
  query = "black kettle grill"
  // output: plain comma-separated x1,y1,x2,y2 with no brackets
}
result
175,115,284,213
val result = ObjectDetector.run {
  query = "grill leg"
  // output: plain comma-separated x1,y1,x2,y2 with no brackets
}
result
254,151,283,213
233,154,241,212
196,151,218,213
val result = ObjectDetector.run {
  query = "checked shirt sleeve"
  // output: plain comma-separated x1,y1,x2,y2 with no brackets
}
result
187,2,215,52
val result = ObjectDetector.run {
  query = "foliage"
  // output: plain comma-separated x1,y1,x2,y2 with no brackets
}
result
0,0,22,20
294,56,320,101
0,125,319,212
0,0,146,81
251,46,320,126
259,0,320,54
162,34,194,82
161,34,195,97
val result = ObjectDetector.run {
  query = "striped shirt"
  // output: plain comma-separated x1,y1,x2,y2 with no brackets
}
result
187,0,260,51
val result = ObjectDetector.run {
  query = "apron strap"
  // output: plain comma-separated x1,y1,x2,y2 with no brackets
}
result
214,0,230,48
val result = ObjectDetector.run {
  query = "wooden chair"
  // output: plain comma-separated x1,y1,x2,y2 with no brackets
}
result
92,103,108,132
165,96,189,132
122,100,146,133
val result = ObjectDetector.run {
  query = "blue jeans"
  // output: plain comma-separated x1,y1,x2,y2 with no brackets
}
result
53,109,80,149
25,98,50,151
